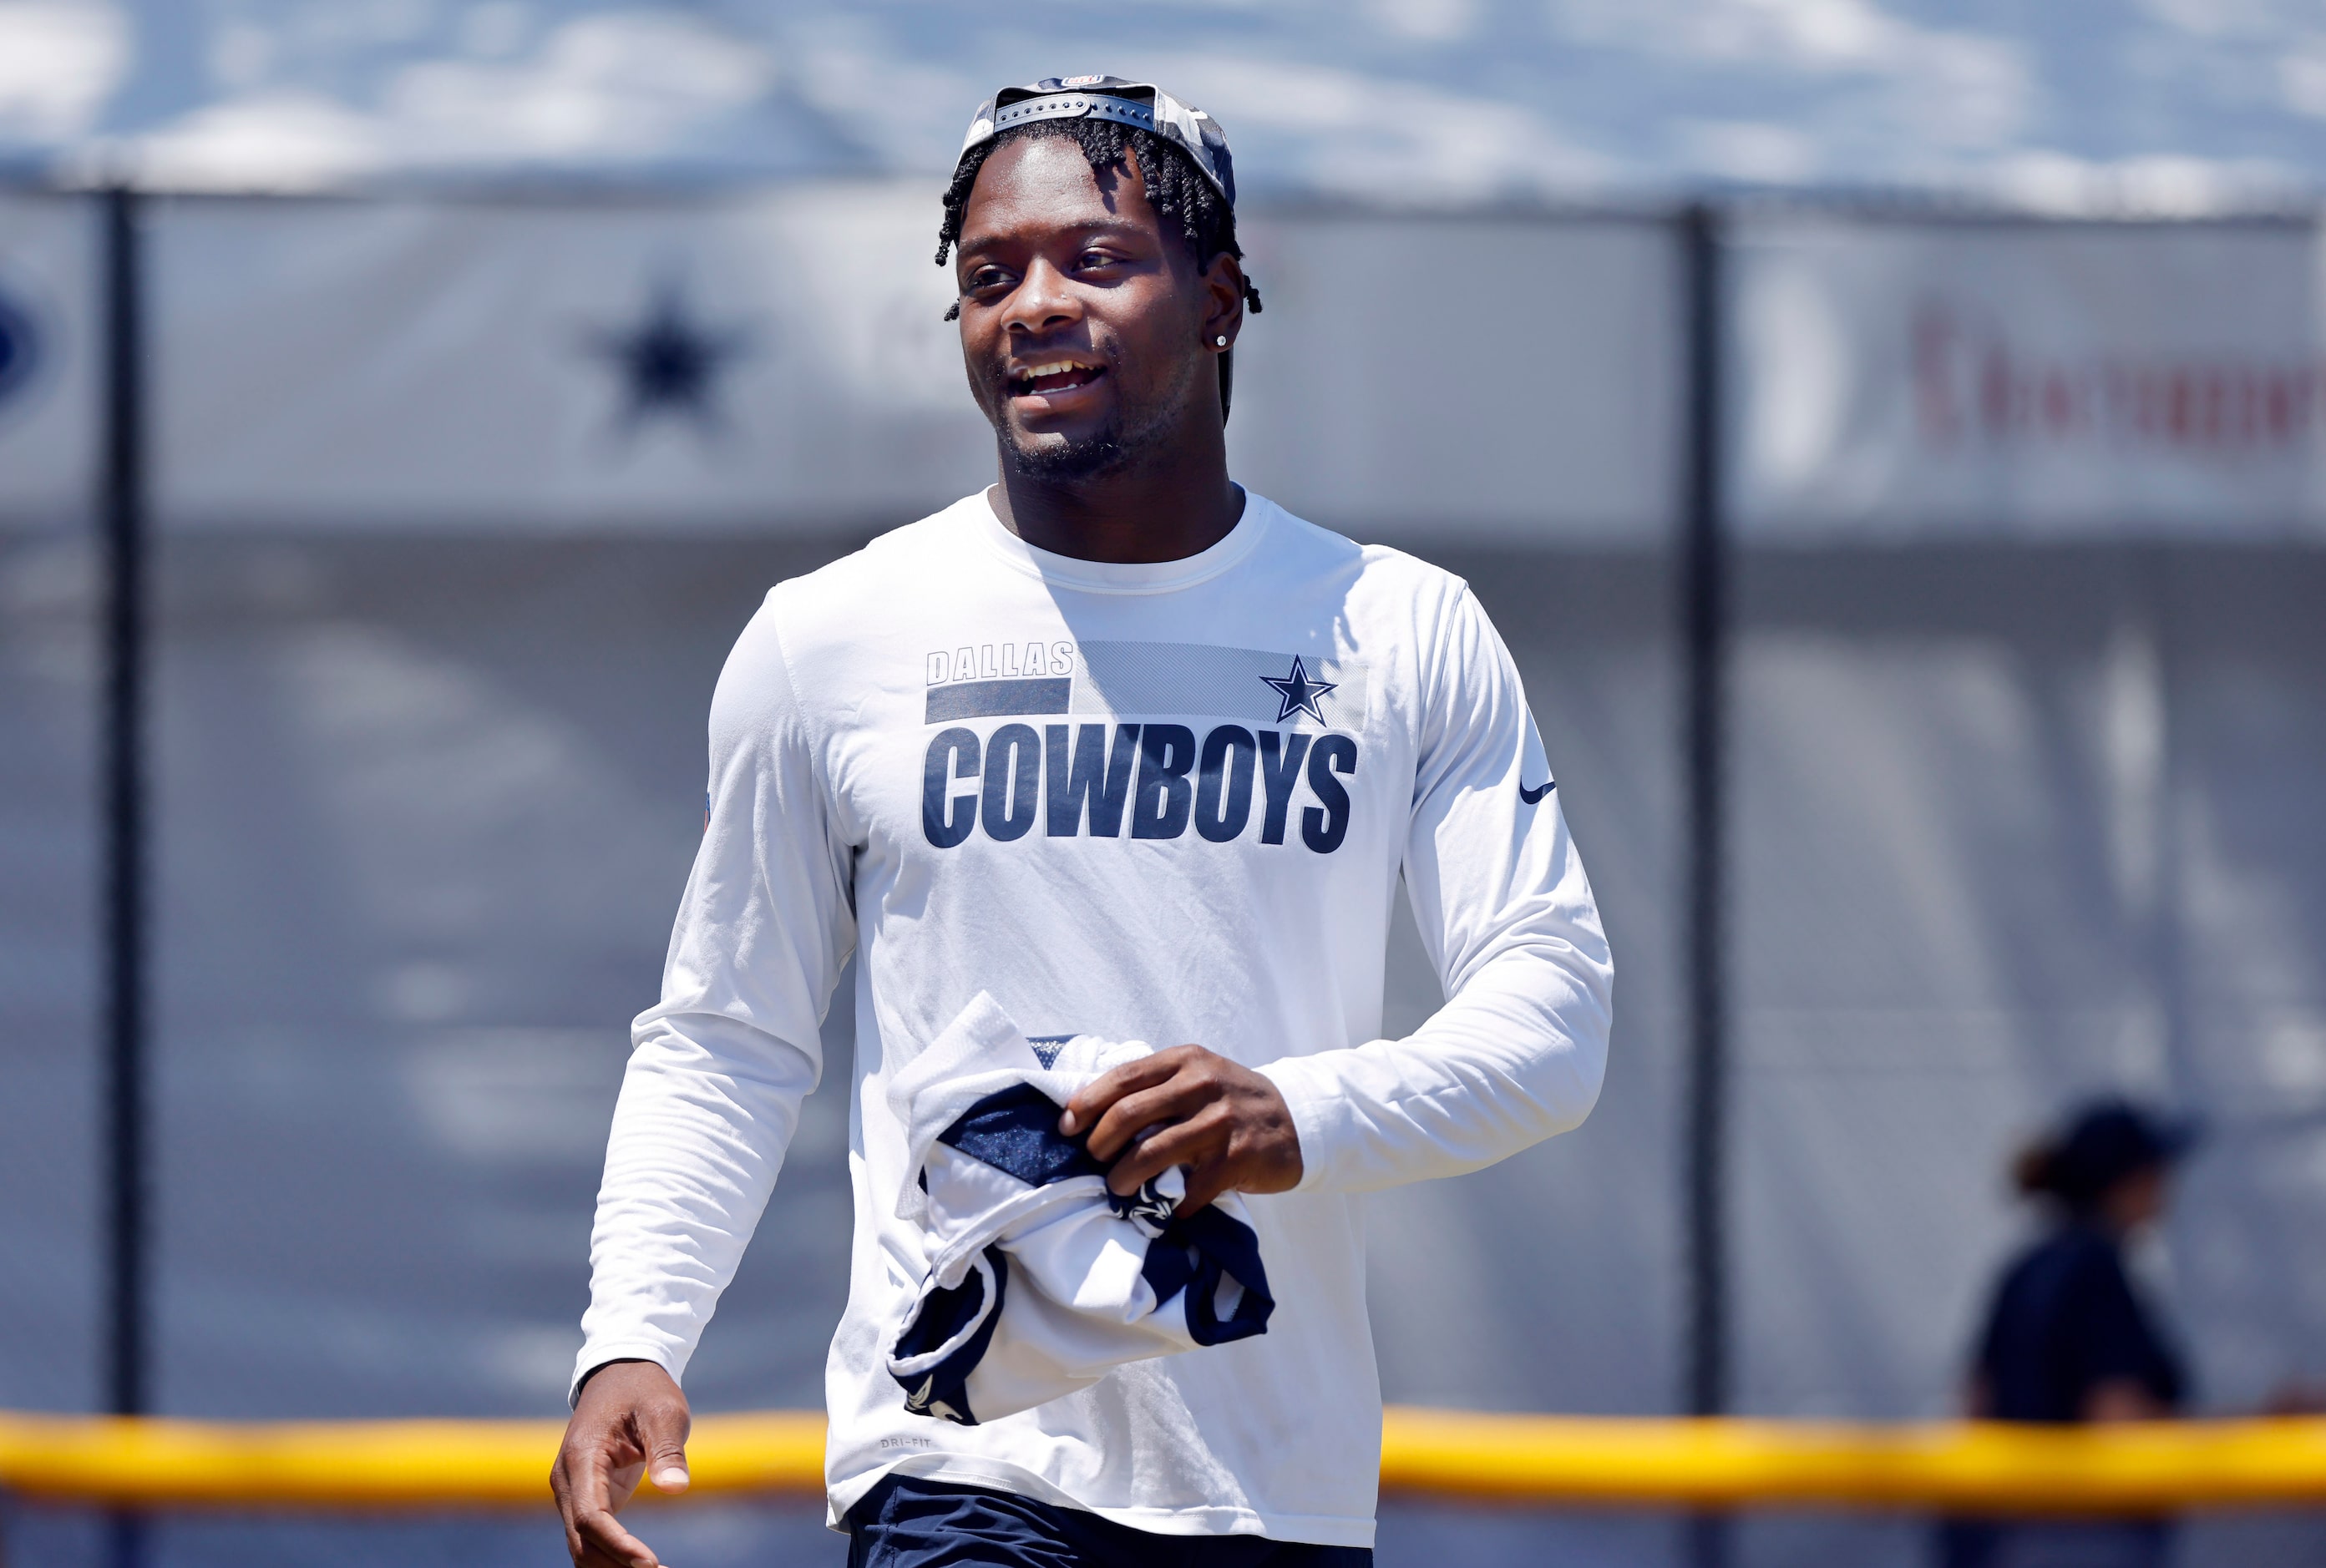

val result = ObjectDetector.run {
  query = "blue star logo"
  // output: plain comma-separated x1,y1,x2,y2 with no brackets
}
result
1259,655,1337,724
0,285,46,417
585,274,756,437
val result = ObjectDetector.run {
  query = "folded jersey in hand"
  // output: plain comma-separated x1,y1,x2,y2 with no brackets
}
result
884,993,1274,1426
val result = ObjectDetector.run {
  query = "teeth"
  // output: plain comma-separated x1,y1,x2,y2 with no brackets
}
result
1016,359,1096,380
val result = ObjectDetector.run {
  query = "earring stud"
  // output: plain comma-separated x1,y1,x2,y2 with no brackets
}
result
1215,335,1229,347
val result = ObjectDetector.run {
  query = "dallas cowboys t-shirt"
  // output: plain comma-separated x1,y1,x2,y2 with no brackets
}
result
576,489,1614,1549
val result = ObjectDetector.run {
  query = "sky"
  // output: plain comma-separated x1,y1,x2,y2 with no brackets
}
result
3,0,2325,208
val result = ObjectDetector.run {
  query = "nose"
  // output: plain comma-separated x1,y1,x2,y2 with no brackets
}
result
1004,255,1080,338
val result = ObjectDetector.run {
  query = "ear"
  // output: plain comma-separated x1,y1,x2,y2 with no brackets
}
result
1200,251,1247,352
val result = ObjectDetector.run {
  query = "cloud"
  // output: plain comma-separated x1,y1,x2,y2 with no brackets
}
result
2136,0,2291,41
2283,44,2326,119
781,23,1610,198
30,1,2326,200
383,10,777,162
1987,149,2306,215
1138,53,1615,198
125,89,391,191
1557,0,2033,152
781,13,981,174
127,9,785,189
0,1,129,142
1680,119,1818,183
1364,0,1481,43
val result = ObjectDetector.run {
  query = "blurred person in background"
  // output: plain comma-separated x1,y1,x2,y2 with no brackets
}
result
1938,1099,2196,1568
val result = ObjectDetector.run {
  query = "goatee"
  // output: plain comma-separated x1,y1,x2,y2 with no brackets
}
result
1005,431,1128,481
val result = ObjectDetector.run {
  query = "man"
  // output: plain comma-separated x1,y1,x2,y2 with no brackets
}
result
553,76,1613,1567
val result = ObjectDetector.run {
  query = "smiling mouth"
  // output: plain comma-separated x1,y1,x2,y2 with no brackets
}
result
1009,357,1106,397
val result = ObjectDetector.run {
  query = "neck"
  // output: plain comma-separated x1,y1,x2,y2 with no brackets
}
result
989,419,1243,564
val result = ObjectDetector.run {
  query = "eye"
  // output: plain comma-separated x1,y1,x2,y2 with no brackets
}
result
1076,248,1119,271
966,266,1012,291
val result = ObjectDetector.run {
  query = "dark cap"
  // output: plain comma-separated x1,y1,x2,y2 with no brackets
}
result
2036,1100,2199,1208
957,75,1237,208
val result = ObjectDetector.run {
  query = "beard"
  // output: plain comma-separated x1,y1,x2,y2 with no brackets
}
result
986,352,1192,483
1003,425,1129,481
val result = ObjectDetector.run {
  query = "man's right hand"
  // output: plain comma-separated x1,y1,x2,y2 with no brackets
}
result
551,1359,692,1568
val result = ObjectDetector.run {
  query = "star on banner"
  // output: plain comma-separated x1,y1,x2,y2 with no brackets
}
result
1259,655,1337,724
584,275,756,436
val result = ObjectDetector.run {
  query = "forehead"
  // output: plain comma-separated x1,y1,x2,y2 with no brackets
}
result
959,134,1163,247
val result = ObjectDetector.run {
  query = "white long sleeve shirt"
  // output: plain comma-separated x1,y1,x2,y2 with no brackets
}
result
576,490,1613,1549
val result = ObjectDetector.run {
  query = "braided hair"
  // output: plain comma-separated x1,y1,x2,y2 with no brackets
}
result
936,116,1262,419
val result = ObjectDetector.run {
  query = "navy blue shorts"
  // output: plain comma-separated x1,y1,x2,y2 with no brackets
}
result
844,1475,1373,1568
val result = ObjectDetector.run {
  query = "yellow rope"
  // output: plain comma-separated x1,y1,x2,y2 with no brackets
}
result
3,1409,2324,1514
1377,1410,2326,1511
0,1412,819,1510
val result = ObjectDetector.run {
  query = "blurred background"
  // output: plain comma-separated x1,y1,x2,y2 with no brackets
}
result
4,3,2326,1565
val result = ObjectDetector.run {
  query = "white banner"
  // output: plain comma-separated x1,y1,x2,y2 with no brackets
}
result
0,193,99,527
1731,215,2326,539
149,190,1676,541
47,192,2326,543
152,187,988,530
1230,214,1678,541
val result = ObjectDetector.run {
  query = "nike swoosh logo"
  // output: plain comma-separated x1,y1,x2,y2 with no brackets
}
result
1520,780,1557,805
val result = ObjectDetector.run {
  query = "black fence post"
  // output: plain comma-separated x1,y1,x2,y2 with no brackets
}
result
99,182,150,1568
1680,200,1731,1568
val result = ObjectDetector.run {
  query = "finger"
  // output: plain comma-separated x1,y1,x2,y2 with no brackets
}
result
570,1424,644,1513
645,1435,689,1495
574,1504,662,1568
1060,1053,1182,1137
554,1459,595,1563
577,1545,646,1568
555,1437,617,1520
1177,1149,1242,1215
1107,1110,1224,1197
564,1449,656,1566
556,1447,630,1565
1085,1078,1209,1162
633,1400,692,1495
559,1478,588,1564
565,1509,639,1568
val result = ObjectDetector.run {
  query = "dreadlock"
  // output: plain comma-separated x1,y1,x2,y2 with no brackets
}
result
935,116,1263,419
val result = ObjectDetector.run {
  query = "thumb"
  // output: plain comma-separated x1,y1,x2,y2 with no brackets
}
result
638,1406,691,1495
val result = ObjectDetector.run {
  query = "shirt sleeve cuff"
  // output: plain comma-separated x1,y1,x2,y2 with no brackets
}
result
568,1343,680,1409
1255,1050,1358,1196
